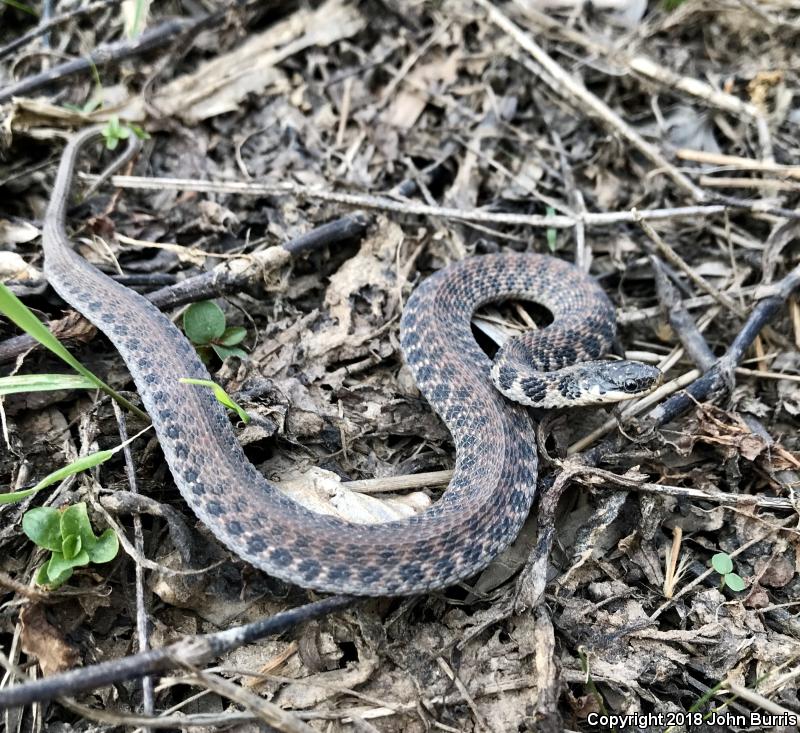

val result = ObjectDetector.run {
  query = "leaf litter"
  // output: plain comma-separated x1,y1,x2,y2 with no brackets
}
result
1,0,800,730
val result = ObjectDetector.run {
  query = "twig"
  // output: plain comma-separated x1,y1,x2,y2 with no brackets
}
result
184,670,316,733
677,149,800,178
646,263,800,428
636,213,746,317
111,401,154,723
651,256,716,370
699,176,800,192
0,16,211,104
0,215,369,365
80,173,800,225
0,0,121,61
0,595,357,709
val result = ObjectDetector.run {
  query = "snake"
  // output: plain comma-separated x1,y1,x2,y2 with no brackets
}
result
41,126,662,596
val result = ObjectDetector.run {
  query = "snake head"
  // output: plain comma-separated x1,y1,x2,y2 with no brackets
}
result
570,360,663,405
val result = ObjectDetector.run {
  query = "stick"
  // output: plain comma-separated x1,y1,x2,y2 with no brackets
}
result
0,595,357,709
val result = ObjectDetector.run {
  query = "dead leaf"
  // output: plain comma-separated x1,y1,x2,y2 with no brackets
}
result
20,605,81,676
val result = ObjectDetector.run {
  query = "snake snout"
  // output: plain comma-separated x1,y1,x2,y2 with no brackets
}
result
591,361,663,402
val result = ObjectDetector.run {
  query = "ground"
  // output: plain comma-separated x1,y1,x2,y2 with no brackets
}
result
1,1,800,731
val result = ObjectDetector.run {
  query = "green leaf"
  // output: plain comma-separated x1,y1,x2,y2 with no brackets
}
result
35,561,73,589
0,373,97,396
61,503,97,550
47,549,89,582
128,124,151,141
0,449,116,504
211,344,248,361
725,573,747,592
2,423,151,504
0,282,147,420
545,207,557,252
0,0,38,15
61,533,82,561
22,507,63,551
88,528,119,563
34,563,52,586
711,553,733,575
218,326,247,347
179,377,250,424
124,0,149,38
183,301,226,344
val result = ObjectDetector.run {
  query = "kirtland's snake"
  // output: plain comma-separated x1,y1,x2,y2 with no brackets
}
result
42,127,661,595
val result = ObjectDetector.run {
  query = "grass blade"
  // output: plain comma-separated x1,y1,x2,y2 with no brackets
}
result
0,283,148,420
0,374,97,396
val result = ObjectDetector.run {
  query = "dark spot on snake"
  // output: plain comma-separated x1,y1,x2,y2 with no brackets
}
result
87,300,102,311
166,425,180,440
173,441,189,460
247,536,267,554
397,562,423,584
227,520,243,535
327,565,350,582
560,344,577,363
521,376,546,403
112,324,128,336
191,482,205,496
434,557,455,576
359,566,381,583
431,384,449,402
206,500,223,517
144,373,159,385
183,468,198,483
463,544,483,565
499,365,518,395
298,559,321,579
403,331,419,348
152,390,167,407
270,547,292,565
460,433,476,449
126,338,141,351
137,357,151,370
417,365,433,383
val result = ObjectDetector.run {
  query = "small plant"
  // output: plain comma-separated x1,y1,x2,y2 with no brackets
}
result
711,552,747,592
23,502,119,589
101,115,150,150
101,115,131,150
183,301,248,363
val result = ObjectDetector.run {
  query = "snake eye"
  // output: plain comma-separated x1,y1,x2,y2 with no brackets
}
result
624,379,639,392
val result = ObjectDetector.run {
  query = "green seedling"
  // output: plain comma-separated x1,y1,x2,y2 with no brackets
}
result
182,301,248,363
23,502,119,589
711,552,747,592
179,378,251,423
100,115,150,150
